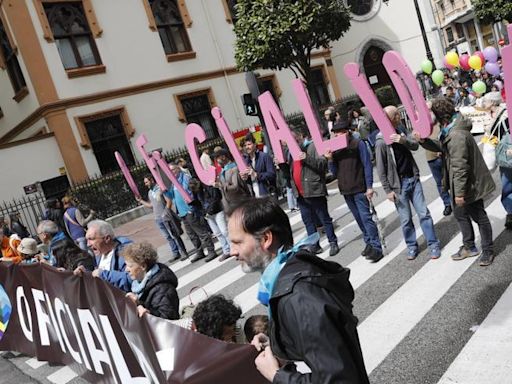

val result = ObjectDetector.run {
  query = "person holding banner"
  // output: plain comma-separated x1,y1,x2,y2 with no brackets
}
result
227,197,369,383
136,175,188,261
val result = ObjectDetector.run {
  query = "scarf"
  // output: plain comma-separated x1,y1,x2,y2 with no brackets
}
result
131,264,160,299
257,233,320,314
439,113,459,141
220,162,238,182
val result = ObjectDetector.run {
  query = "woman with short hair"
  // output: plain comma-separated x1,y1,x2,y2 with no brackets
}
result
124,242,179,320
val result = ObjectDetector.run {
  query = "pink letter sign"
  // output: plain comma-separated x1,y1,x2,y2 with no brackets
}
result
211,107,248,172
344,63,397,145
135,134,192,203
185,123,216,186
258,91,303,163
502,24,512,135
382,51,432,138
115,151,140,198
292,79,347,154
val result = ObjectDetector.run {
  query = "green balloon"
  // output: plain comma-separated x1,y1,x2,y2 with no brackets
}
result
472,80,486,94
421,59,433,75
431,70,444,86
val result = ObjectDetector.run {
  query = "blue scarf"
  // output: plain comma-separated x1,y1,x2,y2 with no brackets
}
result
439,113,459,141
257,233,320,313
220,162,238,182
131,264,160,299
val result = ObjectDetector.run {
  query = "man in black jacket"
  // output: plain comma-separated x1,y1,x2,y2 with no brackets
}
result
227,197,369,384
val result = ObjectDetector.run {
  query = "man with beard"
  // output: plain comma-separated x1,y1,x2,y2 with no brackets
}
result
227,197,369,384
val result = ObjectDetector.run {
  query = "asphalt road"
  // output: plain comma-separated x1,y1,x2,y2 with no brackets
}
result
3,141,512,384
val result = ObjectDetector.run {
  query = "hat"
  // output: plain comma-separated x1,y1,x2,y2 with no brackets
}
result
331,119,350,132
483,91,502,104
17,238,39,256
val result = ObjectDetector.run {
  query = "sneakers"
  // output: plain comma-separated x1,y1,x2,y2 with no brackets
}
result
170,253,181,262
308,243,323,254
451,246,481,261
361,244,372,257
478,251,494,266
506,214,512,230
179,253,189,262
366,247,383,263
407,248,419,260
329,242,340,256
428,246,441,260
443,205,452,216
219,253,232,261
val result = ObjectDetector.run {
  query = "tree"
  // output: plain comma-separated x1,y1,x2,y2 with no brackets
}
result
472,0,512,25
233,0,351,106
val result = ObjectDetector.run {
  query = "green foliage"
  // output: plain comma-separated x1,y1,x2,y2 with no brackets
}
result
234,0,351,89
472,0,512,24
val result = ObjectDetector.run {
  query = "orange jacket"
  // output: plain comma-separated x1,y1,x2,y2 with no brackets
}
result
1,235,22,264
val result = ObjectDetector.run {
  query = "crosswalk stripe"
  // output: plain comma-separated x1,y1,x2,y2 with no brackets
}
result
358,197,505,374
437,281,512,384
25,357,47,369
46,366,78,384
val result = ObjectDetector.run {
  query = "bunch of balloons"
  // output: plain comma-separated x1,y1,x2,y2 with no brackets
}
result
420,46,501,92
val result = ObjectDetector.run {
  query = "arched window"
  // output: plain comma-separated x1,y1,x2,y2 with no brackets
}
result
347,0,373,16
43,2,101,70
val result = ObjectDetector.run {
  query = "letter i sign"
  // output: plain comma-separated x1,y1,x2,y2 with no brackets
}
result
0,284,11,341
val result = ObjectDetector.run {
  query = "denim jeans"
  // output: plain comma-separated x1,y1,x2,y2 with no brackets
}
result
344,192,381,251
286,187,298,210
428,157,451,207
155,218,184,256
500,167,512,214
453,199,493,253
395,176,440,252
297,196,337,244
205,211,230,255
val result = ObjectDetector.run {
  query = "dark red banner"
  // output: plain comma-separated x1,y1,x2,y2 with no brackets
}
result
0,263,266,384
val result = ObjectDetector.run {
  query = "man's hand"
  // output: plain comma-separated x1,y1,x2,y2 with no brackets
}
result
73,265,86,276
324,150,333,160
507,149,512,157
92,268,102,278
251,333,270,352
366,188,374,200
390,133,405,144
137,305,149,317
240,168,250,181
255,346,279,382
411,131,425,143
387,191,397,202
298,152,307,160
455,196,465,206
126,292,138,305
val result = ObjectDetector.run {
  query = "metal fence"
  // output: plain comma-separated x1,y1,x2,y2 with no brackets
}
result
0,193,46,236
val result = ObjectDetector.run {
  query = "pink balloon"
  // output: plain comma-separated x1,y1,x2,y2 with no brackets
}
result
485,62,501,76
459,54,471,71
474,51,485,65
443,57,455,70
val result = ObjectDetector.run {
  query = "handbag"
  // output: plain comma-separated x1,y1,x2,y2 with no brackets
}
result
496,133,512,169
180,286,208,318
481,135,497,172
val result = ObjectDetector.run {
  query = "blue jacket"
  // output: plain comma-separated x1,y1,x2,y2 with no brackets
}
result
97,236,132,292
243,150,277,196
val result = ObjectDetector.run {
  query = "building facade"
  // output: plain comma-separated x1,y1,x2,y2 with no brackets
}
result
430,0,508,55
0,0,443,202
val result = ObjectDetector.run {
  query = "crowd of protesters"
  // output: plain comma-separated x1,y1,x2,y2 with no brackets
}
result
1,54,511,384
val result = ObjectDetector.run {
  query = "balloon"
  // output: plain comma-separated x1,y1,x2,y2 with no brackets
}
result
472,80,486,94
443,57,454,70
421,59,433,74
469,55,483,70
432,69,444,86
485,62,501,76
445,51,459,67
483,46,498,63
474,51,485,65
459,54,471,71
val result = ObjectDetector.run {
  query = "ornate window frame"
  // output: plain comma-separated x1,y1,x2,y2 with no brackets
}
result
173,87,217,123
74,106,135,149
345,0,382,22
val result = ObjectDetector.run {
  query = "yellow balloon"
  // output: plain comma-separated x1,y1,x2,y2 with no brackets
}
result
445,51,459,67
468,55,482,70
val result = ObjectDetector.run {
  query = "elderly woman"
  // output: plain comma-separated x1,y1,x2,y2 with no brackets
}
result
123,242,179,320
